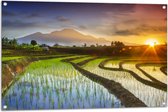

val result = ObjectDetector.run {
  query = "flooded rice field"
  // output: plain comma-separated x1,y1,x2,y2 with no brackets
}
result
83,58,167,107
2,57,123,110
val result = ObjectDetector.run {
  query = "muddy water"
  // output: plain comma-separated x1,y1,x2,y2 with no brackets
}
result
2,58,123,110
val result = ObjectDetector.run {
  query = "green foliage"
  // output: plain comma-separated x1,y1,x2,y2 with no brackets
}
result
2,37,9,45
111,41,125,48
32,45,42,51
73,45,76,47
19,43,29,48
71,56,93,63
2,56,23,62
2,37,18,47
9,38,17,47
2,49,13,55
31,40,37,46
90,45,95,47
17,43,42,51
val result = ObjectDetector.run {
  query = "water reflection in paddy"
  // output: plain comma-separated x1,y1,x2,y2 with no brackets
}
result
2,58,123,110
84,58,167,107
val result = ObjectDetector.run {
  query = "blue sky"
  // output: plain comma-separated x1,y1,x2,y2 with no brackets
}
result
2,1,167,44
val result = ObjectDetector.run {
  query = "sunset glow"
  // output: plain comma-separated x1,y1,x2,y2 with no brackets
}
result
145,39,158,47
2,2,167,45
1,2,167,109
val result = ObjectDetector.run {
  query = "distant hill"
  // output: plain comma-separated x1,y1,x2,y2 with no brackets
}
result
17,29,110,46
121,42,143,46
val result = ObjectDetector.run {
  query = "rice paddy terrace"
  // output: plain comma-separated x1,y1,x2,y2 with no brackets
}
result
2,55,167,110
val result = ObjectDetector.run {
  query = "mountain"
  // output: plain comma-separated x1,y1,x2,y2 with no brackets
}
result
17,29,110,46
121,42,143,46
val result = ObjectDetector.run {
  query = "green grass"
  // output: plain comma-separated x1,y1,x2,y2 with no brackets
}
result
2,49,13,55
71,56,93,63
2,56,23,62
24,55,80,78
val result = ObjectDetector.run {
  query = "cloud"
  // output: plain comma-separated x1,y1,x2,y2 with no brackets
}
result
2,20,40,29
113,24,166,36
56,16,71,23
122,19,138,24
136,24,166,32
115,30,139,36
78,25,87,29
3,10,41,18
26,13,41,18
104,4,136,18
2,10,16,16
98,4,166,37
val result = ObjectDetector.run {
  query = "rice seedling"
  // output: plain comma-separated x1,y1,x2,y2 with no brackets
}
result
2,56,24,62
140,66,167,84
104,60,120,68
122,63,152,81
2,56,123,109
83,58,167,107
71,56,92,63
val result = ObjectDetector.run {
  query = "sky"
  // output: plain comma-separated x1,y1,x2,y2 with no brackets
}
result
2,1,167,45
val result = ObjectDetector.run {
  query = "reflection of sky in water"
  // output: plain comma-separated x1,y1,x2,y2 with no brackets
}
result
140,66,167,84
83,59,167,107
2,60,123,110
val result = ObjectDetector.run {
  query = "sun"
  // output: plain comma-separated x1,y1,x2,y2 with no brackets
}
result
148,41,155,47
145,39,158,47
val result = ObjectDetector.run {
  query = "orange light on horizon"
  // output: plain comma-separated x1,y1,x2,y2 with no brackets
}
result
141,38,160,60
145,39,158,47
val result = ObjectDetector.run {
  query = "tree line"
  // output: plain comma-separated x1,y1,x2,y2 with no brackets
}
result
2,37,41,50
2,37,17,47
2,37,125,50
78,41,125,48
